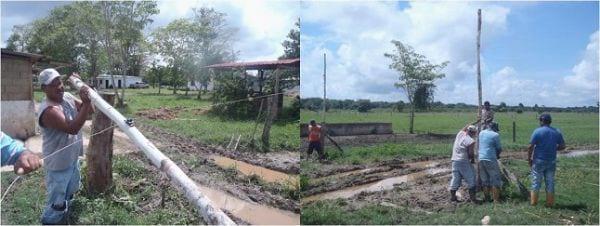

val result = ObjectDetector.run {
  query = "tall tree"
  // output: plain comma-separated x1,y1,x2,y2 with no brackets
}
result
280,18,300,60
152,19,196,94
412,83,436,111
5,25,33,52
191,7,237,99
100,1,158,106
385,40,448,133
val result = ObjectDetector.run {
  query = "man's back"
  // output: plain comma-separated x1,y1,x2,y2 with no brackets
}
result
479,129,501,161
531,126,564,161
451,130,474,161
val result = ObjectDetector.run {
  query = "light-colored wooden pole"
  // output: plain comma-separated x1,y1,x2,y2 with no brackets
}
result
68,77,235,225
476,8,483,188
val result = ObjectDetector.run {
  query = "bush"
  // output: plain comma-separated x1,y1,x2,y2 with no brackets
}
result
210,71,260,119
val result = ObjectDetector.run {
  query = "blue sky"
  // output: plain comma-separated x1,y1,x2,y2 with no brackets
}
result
301,1,599,107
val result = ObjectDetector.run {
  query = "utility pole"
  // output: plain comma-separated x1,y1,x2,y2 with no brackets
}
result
322,53,327,123
322,53,327,153
477,9,483,117
475,8,483,188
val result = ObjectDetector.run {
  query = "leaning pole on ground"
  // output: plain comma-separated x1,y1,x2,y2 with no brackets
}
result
68,77,235,225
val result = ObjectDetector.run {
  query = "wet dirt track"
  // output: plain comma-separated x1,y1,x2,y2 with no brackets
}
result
136,124,300,225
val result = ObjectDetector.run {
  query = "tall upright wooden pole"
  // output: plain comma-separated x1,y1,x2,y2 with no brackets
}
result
477,9,483,116
475,8,483,188
322,53,327,123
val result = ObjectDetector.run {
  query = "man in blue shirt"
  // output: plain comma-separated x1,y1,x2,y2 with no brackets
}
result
478,123,502,203
528,113,565,207
1,131,42,174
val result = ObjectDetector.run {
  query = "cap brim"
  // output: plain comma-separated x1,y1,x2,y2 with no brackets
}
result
41,74,64,86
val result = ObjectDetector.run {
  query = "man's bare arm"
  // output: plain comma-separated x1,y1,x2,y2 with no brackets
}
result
41,105,91,135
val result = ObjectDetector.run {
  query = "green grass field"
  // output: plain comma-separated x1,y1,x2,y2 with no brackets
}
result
36,88,299,151
301,155,599,225
124,88,298,150
0,155,203,225
301,109,598,148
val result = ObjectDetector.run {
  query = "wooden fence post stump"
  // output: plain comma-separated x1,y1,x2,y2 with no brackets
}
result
87,92,115,195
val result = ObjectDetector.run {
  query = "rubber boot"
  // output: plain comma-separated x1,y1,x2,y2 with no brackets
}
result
469,187,481,204
491,187,500,203
545,192,554,207
450,190,458,202
530,191,538,206
483,187,492,202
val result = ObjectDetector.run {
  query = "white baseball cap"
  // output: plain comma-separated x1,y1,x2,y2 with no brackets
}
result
467,125,477,133
39,68,61,86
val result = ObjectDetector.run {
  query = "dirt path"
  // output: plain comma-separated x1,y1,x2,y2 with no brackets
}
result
303,149,598,207
301,133,455,149
139,124,300,174
136,124,300,224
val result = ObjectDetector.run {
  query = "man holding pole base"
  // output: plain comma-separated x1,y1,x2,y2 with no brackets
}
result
37,68,93,224
478,123,503,203
307,120,325,160
449,125,480,204
528,113,565,207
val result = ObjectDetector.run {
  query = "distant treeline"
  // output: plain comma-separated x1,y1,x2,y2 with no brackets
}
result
301,98,599,113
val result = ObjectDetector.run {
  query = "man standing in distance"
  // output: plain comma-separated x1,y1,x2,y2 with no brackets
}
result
528,113,565,207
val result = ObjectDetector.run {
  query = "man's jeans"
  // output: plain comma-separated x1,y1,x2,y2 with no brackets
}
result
41,160,81,224
530,159,556,193
449,160,476,190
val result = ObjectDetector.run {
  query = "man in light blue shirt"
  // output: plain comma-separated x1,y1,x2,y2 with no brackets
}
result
1,131,42,174
528,113,565,207
478,123,502,203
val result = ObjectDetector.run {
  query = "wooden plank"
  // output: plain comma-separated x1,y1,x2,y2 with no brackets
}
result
497,160,529,198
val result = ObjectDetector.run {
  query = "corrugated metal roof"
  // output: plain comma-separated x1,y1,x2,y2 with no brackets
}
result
205,58,299,70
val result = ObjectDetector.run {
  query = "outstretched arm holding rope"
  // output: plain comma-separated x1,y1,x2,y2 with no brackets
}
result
0,132,42,174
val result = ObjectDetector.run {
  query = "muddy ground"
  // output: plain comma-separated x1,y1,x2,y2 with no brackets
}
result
138,124,299,174
137,124,300,214
135,107,183,120
302,149,598,214
300,133,455,149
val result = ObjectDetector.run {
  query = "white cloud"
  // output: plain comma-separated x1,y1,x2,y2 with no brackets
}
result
301,1,510,104
477,30,599,107
559,31,599,106
153,0,298,61
301,1,598,107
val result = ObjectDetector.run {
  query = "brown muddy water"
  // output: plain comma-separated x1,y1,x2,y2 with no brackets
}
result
211,155,299,187
560,150,599,157
303,167,451,203
197,184,300,225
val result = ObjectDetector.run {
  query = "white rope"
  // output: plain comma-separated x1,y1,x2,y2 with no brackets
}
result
0,124,117,204
1,90,293,208
0,176,21,204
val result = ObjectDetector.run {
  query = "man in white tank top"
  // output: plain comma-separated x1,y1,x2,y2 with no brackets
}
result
37,68,93,224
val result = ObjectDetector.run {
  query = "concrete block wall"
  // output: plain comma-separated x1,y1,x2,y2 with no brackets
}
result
299,122,393,137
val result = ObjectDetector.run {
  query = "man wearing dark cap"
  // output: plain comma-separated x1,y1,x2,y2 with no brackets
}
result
480,101,494,127
528,113,565,207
